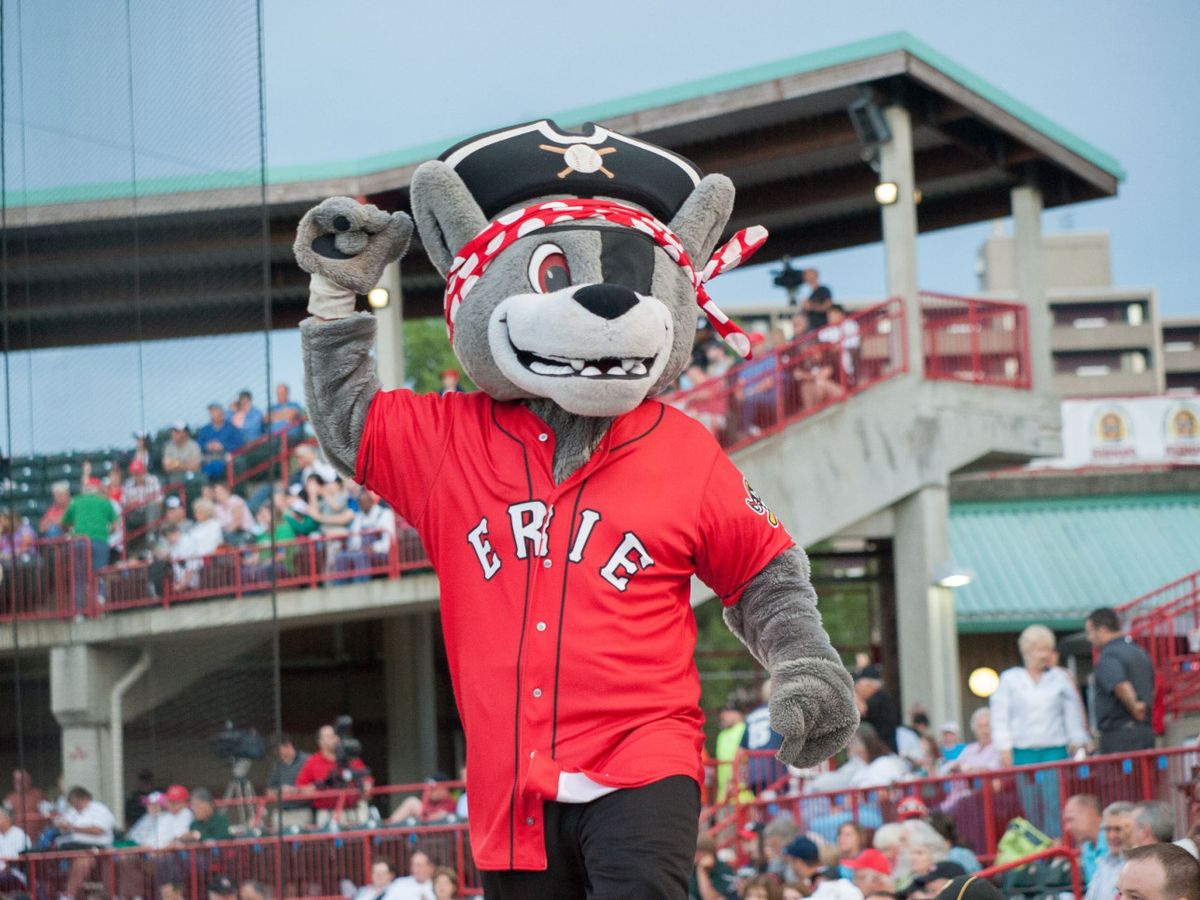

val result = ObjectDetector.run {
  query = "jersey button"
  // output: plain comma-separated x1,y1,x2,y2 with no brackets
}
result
532,688,542,698
525,816,535,826
536,621,547,632
543,559,552,569
538,433,548,442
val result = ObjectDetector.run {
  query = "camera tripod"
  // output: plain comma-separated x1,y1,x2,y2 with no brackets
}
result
222,757,257,826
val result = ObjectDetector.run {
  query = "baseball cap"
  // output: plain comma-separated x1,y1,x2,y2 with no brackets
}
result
811,880,865,900
129,458,146,475
289,499,310,515
896,796,928,820
165,496,182,510
207,402,223,411
940,721,961,734
912,862,967,890
843,848,891,876
208,875,237,897
934,875,1004,900
143,791,165,808
171,419,188,431
164,784,189,803
784,836,820,862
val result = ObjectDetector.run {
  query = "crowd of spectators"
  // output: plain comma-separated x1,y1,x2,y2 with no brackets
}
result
694,608,1170,899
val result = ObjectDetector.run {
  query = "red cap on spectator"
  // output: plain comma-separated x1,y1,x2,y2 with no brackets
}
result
440,369,459,380
164,784,189,803
129,459,146,475
843,848,892,876
897,795,928,820
85,476,103,489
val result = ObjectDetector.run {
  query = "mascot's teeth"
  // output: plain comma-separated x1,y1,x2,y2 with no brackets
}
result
631,362,648,375
580,366,603,377
621,358,637,372
606,365,625,376
569,359,584,371
530,361,573,376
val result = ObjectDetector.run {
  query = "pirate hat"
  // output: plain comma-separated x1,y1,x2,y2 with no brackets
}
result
439,120,703,223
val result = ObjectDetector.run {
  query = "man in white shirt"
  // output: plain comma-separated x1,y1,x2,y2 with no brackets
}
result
54,786,117,898
129,786,194,848
388,851,436,900
817,305,861,381
0,807,29,858
352,859,399,900
1085,801,1135,900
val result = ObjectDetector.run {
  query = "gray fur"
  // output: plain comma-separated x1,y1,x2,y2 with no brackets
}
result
410,162,489,278
726,547,860,767
293,197,412,295
667,174,735,266
525,399,612,484
300,312,380,478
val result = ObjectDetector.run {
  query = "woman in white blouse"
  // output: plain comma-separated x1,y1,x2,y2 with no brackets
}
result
990,624,1090,838
990,624,1090,766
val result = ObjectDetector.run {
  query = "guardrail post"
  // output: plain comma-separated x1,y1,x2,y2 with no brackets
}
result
982,775,997,854
968,301,981,382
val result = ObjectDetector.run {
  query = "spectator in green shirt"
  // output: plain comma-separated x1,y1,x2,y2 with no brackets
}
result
180,789,230,842
62,478,117,611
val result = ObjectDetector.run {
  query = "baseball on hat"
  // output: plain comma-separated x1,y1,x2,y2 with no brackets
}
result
896,796,929,820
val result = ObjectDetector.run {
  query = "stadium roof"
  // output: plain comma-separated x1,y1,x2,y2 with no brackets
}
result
2,32,1123,348
951,493,1200,633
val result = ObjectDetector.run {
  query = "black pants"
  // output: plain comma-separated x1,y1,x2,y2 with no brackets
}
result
480,775,700,900
1100,722,1155,754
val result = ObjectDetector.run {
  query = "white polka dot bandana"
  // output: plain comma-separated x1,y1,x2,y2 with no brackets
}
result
443,198,768,357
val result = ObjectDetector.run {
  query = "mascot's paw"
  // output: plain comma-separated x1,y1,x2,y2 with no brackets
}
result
293,196,413,296
769,657,859,768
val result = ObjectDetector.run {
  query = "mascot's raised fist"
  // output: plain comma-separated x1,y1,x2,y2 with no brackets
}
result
293,196,413,298
768,656,859,768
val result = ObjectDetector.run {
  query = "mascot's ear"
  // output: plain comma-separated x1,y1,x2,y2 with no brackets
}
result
668,174,736,267
410,161,489,279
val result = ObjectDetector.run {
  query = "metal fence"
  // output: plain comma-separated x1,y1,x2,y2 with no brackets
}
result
921,291,1031,389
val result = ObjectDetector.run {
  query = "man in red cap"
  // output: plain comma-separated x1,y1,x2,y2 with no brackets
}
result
123,458,164,553
438,369,464,396
897,796,929,822
843,848,895,896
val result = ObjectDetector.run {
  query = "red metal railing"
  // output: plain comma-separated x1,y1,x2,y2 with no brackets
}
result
1,535,90,620
1118,569,1200,717
14,822,481,899
225,419,310,490
704,746,1196,866
921,291,1031,389
664,299,907,451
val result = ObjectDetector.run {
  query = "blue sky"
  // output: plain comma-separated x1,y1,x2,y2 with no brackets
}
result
1,1,1198,454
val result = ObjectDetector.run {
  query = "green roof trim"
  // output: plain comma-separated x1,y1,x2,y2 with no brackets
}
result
950,493,1200,634
1,31,1122,209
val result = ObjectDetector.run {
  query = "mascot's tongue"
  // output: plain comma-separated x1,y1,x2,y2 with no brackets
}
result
444,198,767,358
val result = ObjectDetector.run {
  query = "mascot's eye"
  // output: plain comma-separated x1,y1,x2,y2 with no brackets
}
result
528,243,571,294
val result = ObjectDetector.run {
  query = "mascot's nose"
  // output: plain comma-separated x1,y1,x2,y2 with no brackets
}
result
572,284,640,320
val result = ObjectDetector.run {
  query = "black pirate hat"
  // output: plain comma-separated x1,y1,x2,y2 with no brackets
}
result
439,120,703,222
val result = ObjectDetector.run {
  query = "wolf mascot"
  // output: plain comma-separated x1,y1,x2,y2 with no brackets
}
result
295,120,858,899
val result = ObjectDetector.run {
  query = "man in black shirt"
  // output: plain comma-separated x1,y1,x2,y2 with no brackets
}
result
1086,607,1156,753
801,268,834,332
854,665,901,753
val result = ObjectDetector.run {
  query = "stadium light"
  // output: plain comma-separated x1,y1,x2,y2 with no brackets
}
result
968,667,1000,699
932,561,974,589
874,181,899,206
367,287,390,309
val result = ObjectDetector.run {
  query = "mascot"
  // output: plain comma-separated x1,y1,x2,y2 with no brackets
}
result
295,120,858,899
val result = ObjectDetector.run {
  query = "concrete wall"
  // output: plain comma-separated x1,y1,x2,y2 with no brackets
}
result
979,231,1112,292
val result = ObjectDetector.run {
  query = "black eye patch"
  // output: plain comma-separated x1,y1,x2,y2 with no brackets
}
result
540,225,657,294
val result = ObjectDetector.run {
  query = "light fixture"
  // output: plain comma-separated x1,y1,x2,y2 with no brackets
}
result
874,182,899,206
932,561,974,589
968,667,1000,699
367,287,390,309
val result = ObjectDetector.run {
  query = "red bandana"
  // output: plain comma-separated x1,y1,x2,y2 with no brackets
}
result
443,198,768,357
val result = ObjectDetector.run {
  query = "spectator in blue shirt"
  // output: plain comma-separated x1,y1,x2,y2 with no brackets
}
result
740,679,787,794
268,383,306,440
196,403,244,479
229,390,265,442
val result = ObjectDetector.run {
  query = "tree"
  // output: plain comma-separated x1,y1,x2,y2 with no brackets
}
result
402,317,474,394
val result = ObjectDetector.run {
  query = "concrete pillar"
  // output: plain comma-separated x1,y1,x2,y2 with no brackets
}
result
879,104,922,378
892,485,962,726
50,645,139,815
1011,184,1053,393
382,613,438,786
374,261,406,391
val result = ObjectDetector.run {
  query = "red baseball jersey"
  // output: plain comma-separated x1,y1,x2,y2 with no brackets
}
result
356,390,793,870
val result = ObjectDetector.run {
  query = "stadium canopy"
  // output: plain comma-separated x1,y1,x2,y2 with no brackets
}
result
2,32,1122,348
